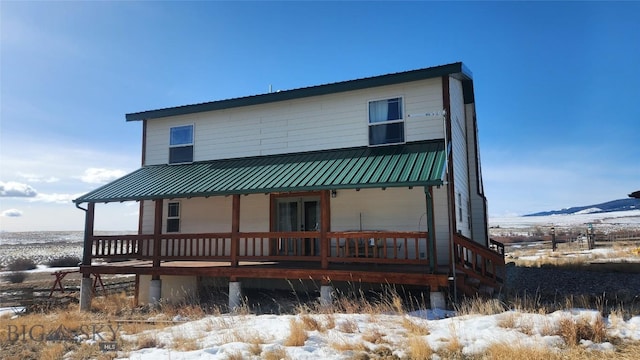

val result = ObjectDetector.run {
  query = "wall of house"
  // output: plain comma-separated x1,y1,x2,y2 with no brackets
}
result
139,195,271,256
331,187,449,262
449,77,471,239
465,103,488,245
138,189,453,263
431,185,452,266
330,188,427,232
143,78,444,165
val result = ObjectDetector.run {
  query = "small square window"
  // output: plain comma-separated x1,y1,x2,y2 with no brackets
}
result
170,126,193,146
169,125,194,164
368,98,404,146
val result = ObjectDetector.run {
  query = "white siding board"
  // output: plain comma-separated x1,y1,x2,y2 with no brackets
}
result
330,188,448,260
449,77,471,238
465,103,488,244
144,78,446,165
431,186,451,266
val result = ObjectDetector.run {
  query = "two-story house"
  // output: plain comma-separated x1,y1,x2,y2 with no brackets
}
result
74,62,504,311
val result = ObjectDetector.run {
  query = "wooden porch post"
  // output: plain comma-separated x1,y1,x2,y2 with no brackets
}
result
425,187,436,272
153,199,163,271
231,194,240,267
81,202,95,267
320,190,331,269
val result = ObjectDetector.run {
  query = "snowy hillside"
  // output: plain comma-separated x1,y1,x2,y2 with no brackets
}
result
525,198,639,217
489,209,640,229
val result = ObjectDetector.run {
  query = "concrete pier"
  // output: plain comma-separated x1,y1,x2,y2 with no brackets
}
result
79,277,93,311
320,285,334,307
149,279,162,305
229,281,242,311
430,291,446,309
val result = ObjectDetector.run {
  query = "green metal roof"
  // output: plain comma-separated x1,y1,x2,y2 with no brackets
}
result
74,140,446,204
126,62,472,121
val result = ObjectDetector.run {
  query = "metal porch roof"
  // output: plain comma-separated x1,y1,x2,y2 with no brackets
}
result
74,140,446,204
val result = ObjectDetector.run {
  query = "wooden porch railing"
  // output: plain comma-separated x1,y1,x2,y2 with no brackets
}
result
89,231,432,267
453,233,505,289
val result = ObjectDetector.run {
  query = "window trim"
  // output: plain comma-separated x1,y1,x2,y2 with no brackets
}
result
166,201,181,233
169,124,194,164
367,96,406,146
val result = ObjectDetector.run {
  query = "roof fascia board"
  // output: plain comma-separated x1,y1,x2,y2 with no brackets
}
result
126,62,469,121
75,180,445,204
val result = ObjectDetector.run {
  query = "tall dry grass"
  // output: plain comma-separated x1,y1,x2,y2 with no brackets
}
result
283,318,308,346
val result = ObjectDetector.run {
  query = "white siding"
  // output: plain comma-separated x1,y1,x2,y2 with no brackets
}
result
140,200,154,234
330,188,428,232
144,78,444,165
331,187,448,261
432,185,451,266
465,103,488,245
138,188,453,263
449,77,471,238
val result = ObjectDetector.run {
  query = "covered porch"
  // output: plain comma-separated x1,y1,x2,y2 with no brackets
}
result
73,140,502,308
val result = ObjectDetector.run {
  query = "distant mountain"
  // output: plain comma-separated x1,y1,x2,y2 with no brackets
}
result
524,198,640,217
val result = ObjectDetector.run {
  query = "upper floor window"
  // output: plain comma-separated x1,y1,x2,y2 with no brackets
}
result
368,97,404,146
169,125,194,164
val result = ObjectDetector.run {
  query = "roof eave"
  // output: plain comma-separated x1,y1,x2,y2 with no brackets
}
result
73,180,445,204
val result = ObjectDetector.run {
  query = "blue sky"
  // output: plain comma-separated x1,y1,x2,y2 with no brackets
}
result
1,1,638,231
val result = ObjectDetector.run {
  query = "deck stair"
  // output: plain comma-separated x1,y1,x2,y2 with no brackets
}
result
453,234,505,298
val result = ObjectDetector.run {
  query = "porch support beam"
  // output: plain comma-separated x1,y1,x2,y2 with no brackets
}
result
425,187,436,272
79,202,95,311
152,199,163,274
320,190,331,269
81,202,95,267
231,194,240,267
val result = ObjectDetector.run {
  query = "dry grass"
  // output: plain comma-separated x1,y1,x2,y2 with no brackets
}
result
402,316,430,335
136,333,163,349
437,323,464,358
361,327,386,344
224,350,243,360
38,342,68,360
171,330,201,351
261,346,290,360
497,311,518,329
337,318,359,333
323,314,336,330
329,337,368,352
283,318,308,346
91,292,135,315
406,335,433,360
482,340,640,360
558,314,607,346
455,297,507,316
300,314,324,331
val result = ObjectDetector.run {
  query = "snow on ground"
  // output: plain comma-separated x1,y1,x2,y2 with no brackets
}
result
489,209,640,229
111,309,640,359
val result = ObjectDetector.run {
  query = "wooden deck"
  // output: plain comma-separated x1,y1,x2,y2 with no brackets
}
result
79,230,503,292
82,259,450,288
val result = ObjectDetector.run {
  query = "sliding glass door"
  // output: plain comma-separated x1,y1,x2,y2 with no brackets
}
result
275,196,320,256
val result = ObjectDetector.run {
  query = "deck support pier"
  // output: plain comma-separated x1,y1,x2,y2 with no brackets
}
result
79,275,93,311
149,279,162,305
229,281,242,311
320,285,333,307
430,291,446,309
